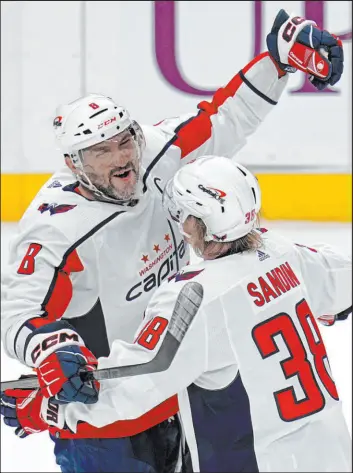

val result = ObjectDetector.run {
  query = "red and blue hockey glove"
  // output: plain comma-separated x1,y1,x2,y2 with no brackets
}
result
36,344,99,405
267,9,344,90
1,387,47,438
318,306,352,327
317,314,336,327
28,321,99,405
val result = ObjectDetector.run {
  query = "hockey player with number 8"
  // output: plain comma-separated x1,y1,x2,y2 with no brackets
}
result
0,9,345,473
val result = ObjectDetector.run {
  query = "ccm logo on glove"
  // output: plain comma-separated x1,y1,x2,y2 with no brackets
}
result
31,331,80,364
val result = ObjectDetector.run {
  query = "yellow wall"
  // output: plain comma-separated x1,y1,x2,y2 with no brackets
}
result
1,173,351,222
258,174,352,221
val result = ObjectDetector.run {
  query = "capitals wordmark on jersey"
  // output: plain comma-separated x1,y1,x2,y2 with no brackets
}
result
126,239,186,301
4,51,300,441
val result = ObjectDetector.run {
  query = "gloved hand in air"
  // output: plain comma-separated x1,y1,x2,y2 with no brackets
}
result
267,9,344,90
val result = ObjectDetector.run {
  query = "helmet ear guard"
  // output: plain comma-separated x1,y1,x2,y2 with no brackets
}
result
162,177,212,229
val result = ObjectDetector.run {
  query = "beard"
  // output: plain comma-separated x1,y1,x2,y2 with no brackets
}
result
87,162,140,202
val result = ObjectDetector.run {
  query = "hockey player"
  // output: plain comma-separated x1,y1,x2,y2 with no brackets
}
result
1,9,345,473
49,156,352,472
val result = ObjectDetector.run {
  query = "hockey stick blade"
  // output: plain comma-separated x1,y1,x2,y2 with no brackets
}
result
1,281,204,391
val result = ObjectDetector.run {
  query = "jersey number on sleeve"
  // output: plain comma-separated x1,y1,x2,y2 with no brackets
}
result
252,298,339,422
136,316,169,350
17,243,42,275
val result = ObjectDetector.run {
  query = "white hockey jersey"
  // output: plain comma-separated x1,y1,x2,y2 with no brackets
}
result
2,52,289,435
1,52,287,366
63,229,352,472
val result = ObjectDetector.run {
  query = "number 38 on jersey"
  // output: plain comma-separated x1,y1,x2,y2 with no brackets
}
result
252,298,339,422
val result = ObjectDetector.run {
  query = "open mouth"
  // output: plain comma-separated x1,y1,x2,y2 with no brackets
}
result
112,169,134,181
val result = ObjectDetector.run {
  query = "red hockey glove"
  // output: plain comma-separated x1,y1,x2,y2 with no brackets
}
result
1,387,47,438
267,9,344,90
317,314,336,327
27,321,99,405
318,306,352,327
36,344,99,404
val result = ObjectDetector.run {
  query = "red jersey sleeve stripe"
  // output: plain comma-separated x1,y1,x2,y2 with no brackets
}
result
12,249,85,359
41,249,84,321
40,211,124,322
49,394,179,439
26,317,55,329
174,52,269,159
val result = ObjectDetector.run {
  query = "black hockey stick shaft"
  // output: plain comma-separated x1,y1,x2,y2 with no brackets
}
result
1,282,204,391
335,305,352,321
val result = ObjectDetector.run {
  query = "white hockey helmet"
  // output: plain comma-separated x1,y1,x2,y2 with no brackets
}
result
53,93,145,203
163,156,261,242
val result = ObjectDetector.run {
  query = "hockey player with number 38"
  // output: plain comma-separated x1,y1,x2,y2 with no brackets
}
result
0,9,345,473
56,156,351,472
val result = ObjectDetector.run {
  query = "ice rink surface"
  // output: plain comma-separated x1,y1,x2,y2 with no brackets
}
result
1,221,352,473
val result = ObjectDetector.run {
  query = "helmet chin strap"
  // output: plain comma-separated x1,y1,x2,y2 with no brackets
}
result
177,221,191,239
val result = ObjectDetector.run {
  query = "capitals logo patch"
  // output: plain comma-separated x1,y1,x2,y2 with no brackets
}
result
173,269,204,282
38,203,77,216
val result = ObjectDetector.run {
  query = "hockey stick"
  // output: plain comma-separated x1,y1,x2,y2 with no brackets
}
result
335,305,352,321
1,281,204,391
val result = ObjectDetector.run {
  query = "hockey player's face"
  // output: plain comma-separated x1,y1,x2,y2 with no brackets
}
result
182,217,197,246
82,131,139,200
